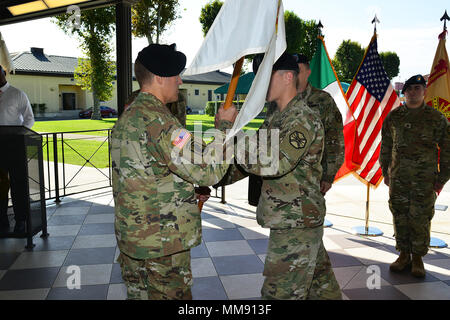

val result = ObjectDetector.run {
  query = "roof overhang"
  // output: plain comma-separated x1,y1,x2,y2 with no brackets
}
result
0,0,136,26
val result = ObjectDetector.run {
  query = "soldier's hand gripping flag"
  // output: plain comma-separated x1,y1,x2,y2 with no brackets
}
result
184,0,287,142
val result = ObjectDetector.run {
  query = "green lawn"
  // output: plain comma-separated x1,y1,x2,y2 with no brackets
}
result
34,115,264,167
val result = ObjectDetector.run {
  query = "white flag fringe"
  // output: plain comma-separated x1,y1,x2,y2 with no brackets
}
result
184,0,287,142
0,31,14,74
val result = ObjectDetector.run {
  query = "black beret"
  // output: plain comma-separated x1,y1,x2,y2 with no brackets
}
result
402,74,426,94
273,52,299,73
136,43,186,77
292,53,309,65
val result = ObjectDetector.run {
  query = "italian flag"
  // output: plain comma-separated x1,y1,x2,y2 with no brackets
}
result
308,36,358,181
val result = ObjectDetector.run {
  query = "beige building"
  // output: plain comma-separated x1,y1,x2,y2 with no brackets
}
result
8,47,231,117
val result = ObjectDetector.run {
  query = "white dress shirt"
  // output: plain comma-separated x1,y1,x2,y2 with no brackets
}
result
0,82,35,129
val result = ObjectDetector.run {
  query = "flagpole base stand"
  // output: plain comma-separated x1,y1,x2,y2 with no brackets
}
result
324,219,333,228
352,226,383,237
429,237,448,248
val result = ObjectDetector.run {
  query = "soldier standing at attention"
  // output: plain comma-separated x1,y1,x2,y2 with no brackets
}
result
293,54,345,195
380,74,449,278
111,43,238,300
217,52,342,300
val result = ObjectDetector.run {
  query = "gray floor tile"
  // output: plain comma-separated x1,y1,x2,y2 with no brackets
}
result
78,223,115,236
47,215,86,226
110,263,123,284
192,258,217,278
47,284,109,300
423,250,450,261
202,228,244,242
63,247,116,266
220,273,265,300
53,207,90,216
0,288,50,300
191,241,210,258
247,239,268,254
202,218,236,229
342,286,410,300
72,234,117,249
40,225,81,237
192,276,228,300
328,249,364,268
56,201,92,208
0,238,27,253
444,280,450,286
88,205,115,215
10,250,68,270
395,281,450,300
206,240,254,257
31,236,75,251
0,267,60,290
0,252,20,269
84,214,115,224
212,255,264,276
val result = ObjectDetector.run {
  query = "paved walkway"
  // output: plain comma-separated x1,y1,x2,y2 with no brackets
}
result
0,174,449,300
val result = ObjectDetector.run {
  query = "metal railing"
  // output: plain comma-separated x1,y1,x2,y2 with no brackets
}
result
39,129,112,202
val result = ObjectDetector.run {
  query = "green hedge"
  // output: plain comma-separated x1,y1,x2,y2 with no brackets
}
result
205,100,246,116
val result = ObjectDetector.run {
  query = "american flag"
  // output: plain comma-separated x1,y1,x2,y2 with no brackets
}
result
346,35,400,186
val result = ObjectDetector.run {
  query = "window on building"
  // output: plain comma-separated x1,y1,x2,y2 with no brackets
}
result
195,89,199,96
208,90,212,101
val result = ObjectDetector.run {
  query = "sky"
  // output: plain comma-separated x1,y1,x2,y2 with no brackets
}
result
0,0,449,84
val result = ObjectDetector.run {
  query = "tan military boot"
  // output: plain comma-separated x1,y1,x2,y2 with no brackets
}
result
411,254,426,278
389,251,411,272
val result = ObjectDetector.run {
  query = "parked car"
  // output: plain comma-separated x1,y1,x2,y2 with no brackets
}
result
79,106,118,118
186,105,192,114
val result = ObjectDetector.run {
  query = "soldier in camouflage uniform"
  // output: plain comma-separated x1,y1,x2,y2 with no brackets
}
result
380,74,449,278
111,43,238,299
218,53,342,300
293,53,345,194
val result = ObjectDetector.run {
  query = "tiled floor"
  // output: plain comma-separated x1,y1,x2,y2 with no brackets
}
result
0,178,449,300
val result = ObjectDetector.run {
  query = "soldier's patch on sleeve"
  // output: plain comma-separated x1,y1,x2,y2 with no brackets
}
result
280,124,311,162
172,128,191,150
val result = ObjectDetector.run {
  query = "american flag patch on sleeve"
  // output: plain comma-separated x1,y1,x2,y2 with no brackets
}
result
172,129,192,149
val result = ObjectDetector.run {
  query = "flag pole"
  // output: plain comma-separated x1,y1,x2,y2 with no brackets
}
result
351,16,384,237
429,10,449,248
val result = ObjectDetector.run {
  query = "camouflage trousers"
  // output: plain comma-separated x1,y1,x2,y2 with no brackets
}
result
389,178,436,257
117,249,193,300
261,226,342,300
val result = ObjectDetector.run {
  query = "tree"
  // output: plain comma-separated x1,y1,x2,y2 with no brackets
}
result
199,0,223,37
333,40,365,83
284,11,319,60
54,7,116,120
380,51,400,80
132,0,180,44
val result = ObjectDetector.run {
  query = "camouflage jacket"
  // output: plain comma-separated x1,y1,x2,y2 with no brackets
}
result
222,93,326,229
380,102,450,185
111,92,231,259
299,83,345,183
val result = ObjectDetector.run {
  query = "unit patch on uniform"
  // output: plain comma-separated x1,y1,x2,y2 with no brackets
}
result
289,131,307,149
172,129,191,150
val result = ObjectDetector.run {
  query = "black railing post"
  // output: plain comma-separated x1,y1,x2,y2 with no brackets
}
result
53,133,60,203
221,186,226,204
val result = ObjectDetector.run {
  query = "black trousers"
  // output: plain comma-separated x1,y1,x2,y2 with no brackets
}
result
0,167,26,222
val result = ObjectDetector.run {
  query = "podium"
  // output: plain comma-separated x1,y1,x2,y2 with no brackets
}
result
0,126,48,249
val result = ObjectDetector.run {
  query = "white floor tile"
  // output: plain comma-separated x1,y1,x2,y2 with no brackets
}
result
10,250,68,270
53,264,113,287
206,240,254,257
107,283,127,300
191,258,217,278
220,273,264,299
344,246,399,265
424,259,450,281
395,282,450,300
